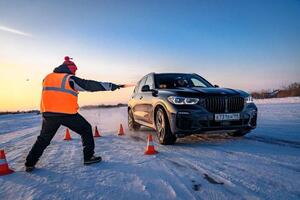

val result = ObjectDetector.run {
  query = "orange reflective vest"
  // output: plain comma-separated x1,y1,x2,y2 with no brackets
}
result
40,73,79,114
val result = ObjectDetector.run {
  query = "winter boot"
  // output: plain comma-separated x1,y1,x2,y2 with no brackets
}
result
84,155,102,165
25,166,35,172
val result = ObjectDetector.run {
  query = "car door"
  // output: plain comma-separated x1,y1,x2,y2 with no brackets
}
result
131,76,147,122
140,74,156,124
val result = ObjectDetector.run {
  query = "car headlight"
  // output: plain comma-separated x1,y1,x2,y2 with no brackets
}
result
167,96,199,105
245,96,253,104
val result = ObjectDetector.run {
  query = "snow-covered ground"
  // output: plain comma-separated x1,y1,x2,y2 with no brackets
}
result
254,96,300,105
1,101,300,200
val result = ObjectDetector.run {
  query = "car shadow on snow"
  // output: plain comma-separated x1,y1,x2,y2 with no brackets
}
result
127,127,245,147
174,133,248,149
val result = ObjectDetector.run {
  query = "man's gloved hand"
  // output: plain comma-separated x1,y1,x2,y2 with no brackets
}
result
111,84,125,91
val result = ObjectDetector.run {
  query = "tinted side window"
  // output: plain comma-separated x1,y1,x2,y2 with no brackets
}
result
144,75,154,90
138,76,147,92
190,78,207,87
133,84,138,94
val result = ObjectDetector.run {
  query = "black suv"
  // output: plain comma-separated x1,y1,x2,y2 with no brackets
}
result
128,73,257,145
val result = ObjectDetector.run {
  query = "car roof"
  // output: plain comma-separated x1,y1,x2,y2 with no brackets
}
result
140,72,196,81
153,72,194,76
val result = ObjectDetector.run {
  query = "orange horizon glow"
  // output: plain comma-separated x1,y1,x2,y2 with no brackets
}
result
1,1,299,112
0,59,297,112
0,61,136,112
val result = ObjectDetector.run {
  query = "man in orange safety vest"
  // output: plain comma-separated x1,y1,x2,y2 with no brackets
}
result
25,56,123,172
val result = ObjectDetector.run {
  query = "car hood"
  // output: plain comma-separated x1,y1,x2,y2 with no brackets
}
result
159,87,249,97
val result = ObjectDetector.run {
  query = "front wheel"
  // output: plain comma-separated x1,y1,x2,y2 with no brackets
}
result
227,129,250,137
155,108,177,145
128,109,141,131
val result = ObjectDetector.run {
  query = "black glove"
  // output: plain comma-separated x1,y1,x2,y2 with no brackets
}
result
111,84,124,91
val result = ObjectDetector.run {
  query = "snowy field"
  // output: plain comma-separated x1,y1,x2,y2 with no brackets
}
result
1,98,300,200
254,96,300,105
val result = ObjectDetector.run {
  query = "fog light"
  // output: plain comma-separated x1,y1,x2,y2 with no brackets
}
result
243,114,250,119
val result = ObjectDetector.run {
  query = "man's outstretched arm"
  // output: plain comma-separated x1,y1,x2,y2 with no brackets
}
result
69,76,121,92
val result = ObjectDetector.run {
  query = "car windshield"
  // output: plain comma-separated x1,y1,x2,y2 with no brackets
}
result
155,74,213,89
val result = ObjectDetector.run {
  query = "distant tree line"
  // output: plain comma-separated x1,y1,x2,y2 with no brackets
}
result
251,82,300,99
0,104,127,115
0,110,40,115
80,103,127,110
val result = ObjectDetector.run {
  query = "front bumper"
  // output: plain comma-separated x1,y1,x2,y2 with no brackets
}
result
168,103,257,137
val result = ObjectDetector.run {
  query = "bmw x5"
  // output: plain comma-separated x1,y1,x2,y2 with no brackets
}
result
128,73,257,145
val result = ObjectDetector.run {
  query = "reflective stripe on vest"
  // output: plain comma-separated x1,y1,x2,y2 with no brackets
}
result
41,73,79,114
42,74,78,97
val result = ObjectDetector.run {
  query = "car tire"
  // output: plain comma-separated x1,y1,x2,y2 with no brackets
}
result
128,109,141,131
155,108,177,145
227,129,250,137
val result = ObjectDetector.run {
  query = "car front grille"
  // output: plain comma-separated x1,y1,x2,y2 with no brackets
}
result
204,96,244,113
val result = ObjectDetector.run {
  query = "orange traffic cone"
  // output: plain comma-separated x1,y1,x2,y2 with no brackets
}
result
144,134,158,155
94,126,101,137
118,124,125,136
64,128,72,140
0,149,14,176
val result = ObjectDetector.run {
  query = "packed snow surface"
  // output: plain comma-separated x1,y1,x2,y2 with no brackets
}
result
254,96,300,105
1,102,300,200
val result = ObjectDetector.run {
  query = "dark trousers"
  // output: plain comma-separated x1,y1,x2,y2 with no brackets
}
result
25,113,95,167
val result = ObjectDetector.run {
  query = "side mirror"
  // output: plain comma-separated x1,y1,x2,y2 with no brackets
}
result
214,85,219,88
141,85,151,92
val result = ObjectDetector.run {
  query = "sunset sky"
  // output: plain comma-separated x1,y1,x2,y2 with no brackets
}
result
1,0,299,111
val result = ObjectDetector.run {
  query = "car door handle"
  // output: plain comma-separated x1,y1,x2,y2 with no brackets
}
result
140,96,143,100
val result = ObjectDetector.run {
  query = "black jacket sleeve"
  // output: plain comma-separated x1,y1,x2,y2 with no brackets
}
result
69,76,119,92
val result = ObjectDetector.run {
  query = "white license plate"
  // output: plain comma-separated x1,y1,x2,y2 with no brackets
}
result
215,113,240,121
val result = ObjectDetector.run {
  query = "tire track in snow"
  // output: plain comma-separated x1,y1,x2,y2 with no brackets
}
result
127,130,242,196
0,127,41,169
4,127,79,172
0,126,40,148
18,133,88,199
158,138,300,200
101,131,202,199
160,148,267,199
158,155,241,200
126,129,300,199
155,156,202,200
126,131,246,198
211,145,300,173
245,135,300,149
154,135,263,197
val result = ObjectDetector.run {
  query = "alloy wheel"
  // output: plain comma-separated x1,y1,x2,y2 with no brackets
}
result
156,110,165,141
128,110,134,128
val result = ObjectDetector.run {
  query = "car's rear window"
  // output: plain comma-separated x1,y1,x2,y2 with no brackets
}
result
154,74,212,89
